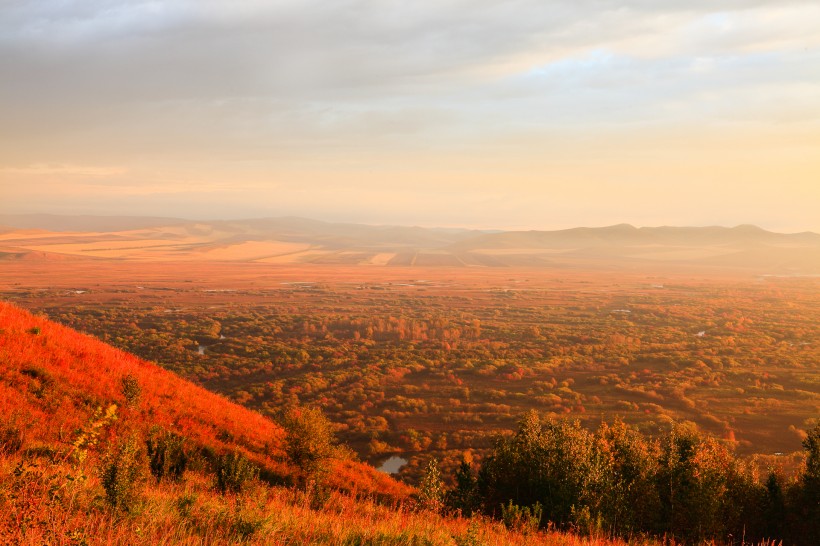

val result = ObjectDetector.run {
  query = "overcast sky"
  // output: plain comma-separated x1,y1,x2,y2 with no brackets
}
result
1,1,818,231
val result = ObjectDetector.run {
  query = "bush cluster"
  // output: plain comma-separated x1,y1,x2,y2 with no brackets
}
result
214,451,258,494
146,427,189,483
445,412,820,545
100,433,147,513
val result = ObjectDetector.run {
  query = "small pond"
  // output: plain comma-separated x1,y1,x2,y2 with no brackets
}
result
377,455,408,474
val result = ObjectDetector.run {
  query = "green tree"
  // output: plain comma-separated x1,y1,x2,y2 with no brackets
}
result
789,423,820,544
762,472,786,539
282,406,338,487
477,411,597,528
656,423,734,542
803,423,820,490
445,457,479,516
592,419,661,534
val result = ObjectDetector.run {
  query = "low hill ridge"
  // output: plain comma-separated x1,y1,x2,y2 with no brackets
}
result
1,215,818,272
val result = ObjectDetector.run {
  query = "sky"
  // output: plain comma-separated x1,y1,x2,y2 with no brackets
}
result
1,1,819,232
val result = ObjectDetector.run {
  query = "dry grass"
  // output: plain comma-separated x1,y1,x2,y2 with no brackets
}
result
1,451,661,546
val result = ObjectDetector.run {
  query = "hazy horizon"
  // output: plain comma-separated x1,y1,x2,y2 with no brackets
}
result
0,212,820,239
2,1,818,232
4,211,820,235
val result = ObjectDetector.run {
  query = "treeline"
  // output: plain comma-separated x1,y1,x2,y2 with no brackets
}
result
437,413,820,545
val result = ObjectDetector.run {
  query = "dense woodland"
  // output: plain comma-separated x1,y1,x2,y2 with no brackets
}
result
4,272,817,486
2,301,819,545
0,268,820,545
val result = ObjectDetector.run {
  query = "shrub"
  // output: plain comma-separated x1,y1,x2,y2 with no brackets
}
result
175,492,197,519
417,458,444,512
214,451,258,494
100,433,147,512
307,481,333,511
231,510,267,540
454,520,485,546
146,427,188,483
120,373,142,408
71,405,118,465
0,415,24,454
21,366,54,398
500,500,542,535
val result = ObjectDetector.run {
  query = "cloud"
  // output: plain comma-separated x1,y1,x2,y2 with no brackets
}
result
4,2,816,103
0,1,817,230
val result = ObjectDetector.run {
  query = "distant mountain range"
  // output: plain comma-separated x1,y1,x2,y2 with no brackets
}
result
1,214,818,273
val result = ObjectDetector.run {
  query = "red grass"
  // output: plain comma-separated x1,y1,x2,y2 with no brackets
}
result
0,301,411,498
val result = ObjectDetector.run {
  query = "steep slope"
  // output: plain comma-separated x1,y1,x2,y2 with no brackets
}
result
0,302,407,498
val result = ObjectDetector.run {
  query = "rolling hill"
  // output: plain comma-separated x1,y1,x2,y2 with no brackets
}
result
0,214,818,273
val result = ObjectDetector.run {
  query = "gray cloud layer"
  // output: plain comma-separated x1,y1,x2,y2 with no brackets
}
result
1,1,818,229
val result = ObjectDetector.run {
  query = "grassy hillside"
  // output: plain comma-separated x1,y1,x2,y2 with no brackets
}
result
0,301,405,498
0,302,647,545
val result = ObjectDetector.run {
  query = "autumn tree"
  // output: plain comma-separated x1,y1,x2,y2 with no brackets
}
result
656,423,738,542
592,419,660,534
